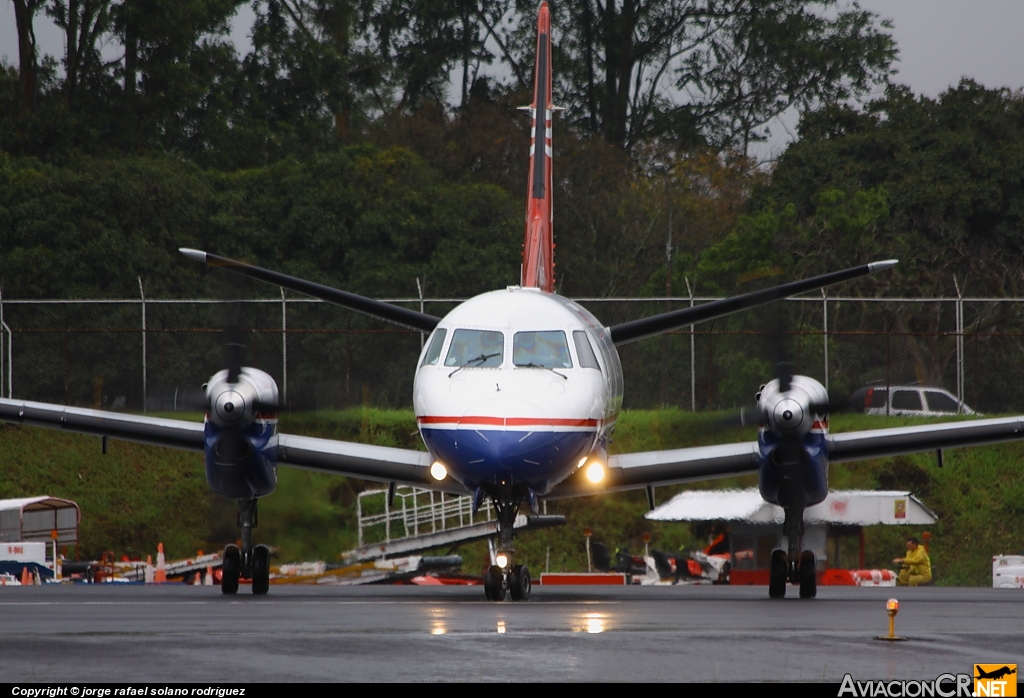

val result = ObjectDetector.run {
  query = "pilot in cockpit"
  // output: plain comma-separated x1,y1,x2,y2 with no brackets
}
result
445,329,504,367
514,330,572,369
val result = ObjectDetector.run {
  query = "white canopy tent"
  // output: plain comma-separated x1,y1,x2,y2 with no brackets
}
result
646,489,938,526
645,489,937,580
0,496,80,545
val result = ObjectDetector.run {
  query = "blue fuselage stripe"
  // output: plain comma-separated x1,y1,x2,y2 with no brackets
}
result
420,427,596,494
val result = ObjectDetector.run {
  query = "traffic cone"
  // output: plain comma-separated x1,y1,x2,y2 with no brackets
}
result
205,565,214,586
154,543,167,583
34,569,41,585
21,566,30,585
145,555,155,584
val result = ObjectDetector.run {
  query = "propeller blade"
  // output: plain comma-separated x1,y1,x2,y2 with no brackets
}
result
252,399,285,414
225,339,243,384
777,362,792,394
807,396,853,416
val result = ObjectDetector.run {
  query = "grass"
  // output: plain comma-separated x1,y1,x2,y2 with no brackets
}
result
2,408,1021,583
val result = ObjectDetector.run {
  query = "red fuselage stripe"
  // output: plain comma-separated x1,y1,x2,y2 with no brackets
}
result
418,416,600,428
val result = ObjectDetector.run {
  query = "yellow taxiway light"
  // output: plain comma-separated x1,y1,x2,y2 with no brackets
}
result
430,461,448,481
876,597,907,642
586,460,605,483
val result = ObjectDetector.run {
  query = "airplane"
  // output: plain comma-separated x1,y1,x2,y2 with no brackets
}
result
975,667,1017,681
3,2,1024,601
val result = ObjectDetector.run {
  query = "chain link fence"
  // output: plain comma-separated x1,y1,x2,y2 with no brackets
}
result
2,295,1023,414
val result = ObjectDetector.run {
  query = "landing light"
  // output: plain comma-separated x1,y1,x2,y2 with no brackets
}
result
586,461,605,483
495,552,510,569
430,461,448,481
577,456,588,469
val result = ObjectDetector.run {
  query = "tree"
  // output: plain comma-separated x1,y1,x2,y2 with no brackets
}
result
11,0,46,115
478,0,895,152
45,0,114,106
760,81,1024,298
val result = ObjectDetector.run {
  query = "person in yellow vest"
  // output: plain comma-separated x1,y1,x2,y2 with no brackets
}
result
894,536,932,586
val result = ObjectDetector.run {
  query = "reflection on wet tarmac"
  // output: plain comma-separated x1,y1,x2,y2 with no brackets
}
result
428,607,447,635
573,612,608,634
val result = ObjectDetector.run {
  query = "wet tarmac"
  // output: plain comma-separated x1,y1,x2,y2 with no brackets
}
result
1,584,1020,682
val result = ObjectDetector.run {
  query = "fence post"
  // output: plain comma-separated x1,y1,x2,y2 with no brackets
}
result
953,277,964,412
281,288,287,403
138,278,146,413
885,323,891,417
685,276,695,411
822,290,828,392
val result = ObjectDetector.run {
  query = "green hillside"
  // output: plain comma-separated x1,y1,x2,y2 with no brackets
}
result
1,409,1021,585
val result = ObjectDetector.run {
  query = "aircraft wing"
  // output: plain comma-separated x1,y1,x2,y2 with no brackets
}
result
276,434,463,494
0,398,206,451
0,398,457,493
547,441,760,499
825,416,1024,462
546,416,1024,499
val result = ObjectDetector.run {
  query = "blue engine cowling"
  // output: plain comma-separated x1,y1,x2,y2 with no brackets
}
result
202,367,279,500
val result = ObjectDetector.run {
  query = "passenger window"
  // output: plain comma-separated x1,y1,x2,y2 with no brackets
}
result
444,329,504,367
925,391,959,412
891,390,922,411
513,331,572,369
420,328,447,367
573,330,600,370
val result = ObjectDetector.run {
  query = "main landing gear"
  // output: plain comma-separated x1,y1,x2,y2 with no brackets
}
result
768,507,816,599
484,495,531,602
221,499,270,595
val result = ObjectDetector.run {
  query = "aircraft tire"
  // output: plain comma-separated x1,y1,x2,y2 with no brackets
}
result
768,549,787,599
484,565,505,601
799,550,816,599
509,565,531,602
252,544,270,595
221,545,240,595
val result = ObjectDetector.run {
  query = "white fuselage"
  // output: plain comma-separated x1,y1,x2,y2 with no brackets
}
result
413,287,622,495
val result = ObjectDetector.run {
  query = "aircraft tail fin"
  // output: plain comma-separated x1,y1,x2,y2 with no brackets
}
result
521,2,555,293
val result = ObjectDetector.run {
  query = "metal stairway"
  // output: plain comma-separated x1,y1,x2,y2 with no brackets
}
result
342,486,564,563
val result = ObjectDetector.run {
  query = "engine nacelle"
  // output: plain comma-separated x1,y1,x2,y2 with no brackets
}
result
205,367,280,430
756,374,831,508
756,375,829,439
203,367,280,500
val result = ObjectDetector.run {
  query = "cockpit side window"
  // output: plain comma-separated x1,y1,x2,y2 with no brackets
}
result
513,331,573,369
573,330,600,370
420,328,448,367
444,329,504,368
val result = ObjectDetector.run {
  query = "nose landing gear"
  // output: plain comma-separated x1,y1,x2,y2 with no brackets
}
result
484,561,532,601
768,507,817,599
221,499,271,595
483,495,532,602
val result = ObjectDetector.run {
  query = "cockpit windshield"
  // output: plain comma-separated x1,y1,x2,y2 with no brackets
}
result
513,331,573,369
444,329,504,368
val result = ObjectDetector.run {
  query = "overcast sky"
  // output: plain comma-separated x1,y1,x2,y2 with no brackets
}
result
3,0,1023,157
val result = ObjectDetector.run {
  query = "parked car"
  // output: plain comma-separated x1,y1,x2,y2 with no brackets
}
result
849,385,977,417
